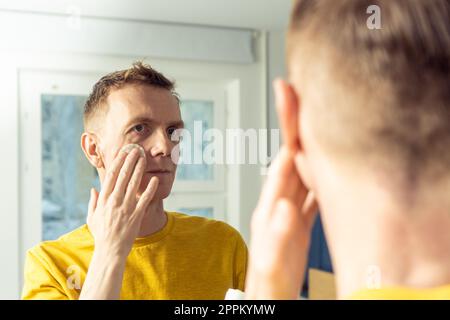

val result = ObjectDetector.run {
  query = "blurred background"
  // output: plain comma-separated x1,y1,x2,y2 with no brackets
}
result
0,0,331,299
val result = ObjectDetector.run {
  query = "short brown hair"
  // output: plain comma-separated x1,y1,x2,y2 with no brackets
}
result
84,61,178,129
287,0,450,185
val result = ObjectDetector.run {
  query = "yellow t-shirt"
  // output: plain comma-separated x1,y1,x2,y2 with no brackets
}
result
22,212,247,300
349,285,450,300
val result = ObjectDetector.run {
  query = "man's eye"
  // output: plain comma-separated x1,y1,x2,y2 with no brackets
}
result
167,127,176,136
167,127,182,142
133,124,147,134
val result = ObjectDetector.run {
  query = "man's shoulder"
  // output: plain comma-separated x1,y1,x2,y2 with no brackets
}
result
27,224,92,260
169,212,244,242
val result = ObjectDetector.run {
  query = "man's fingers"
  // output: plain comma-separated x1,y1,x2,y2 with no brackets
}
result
301,191,319,230
123,156,146,207
87,188,99,225
274,78,300,151
134,176,159,219
271,198,299,241
99,149,129,204
110,148,142,204
257,147,307,217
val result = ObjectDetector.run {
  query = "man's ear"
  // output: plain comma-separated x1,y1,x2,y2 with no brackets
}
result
288,84,313,192
274,79,301,150
274,79,314,191
81,132,104,169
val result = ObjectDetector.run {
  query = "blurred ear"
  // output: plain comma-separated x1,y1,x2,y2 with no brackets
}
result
274,78,314,190
81,132,104,169
273,78,300,151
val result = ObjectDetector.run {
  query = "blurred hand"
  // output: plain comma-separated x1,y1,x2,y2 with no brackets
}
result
245,79,318,299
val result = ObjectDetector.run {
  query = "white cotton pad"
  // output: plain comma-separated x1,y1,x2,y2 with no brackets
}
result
224,289,245,300
121,143,146,158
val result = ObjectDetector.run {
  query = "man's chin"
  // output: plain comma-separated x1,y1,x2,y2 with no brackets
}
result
139,174,174,196
137,185,172,201
152,189,171,201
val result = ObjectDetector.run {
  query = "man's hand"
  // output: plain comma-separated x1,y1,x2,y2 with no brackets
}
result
245,147,318,299
87,146,159,257
80,146,159,299
245,79,318,299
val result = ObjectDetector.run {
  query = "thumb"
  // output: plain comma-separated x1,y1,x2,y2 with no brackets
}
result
87,188,99,225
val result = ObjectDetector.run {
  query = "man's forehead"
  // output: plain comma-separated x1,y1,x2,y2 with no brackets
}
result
105,85,181,124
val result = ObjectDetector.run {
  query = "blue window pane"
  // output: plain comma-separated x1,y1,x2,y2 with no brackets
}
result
41,94,99,240
176,100,214,181
177,207,214,219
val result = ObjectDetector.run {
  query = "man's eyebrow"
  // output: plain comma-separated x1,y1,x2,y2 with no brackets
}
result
123,117,184,130
123,116,157,129
168,120,185,128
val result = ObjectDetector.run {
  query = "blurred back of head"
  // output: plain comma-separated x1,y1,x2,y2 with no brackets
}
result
287,0,450,198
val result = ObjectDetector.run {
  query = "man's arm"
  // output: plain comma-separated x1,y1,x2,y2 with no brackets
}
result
79,146,158,300
78,248,127,300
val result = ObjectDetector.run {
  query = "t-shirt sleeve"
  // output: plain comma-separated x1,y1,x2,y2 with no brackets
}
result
22,248,68,300
233,232,248,291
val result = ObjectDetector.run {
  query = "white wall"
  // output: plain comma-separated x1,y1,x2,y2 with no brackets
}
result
267,30,286,150
0,0,291,30
0,64,20,300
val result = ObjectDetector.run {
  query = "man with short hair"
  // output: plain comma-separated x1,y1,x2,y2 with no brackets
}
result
246,0,450,299
22,62,247,300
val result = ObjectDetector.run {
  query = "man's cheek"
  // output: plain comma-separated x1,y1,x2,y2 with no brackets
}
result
97,145,114,169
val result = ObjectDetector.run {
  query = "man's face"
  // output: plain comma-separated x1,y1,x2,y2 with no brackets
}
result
97,84,183,200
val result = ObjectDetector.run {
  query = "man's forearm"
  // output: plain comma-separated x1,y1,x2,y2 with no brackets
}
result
79,249,127,300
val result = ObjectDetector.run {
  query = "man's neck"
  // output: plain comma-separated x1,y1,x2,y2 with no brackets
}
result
137,199,167,238
319,177,450,299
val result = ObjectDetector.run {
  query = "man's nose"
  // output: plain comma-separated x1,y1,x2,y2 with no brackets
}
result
146,129,173,158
